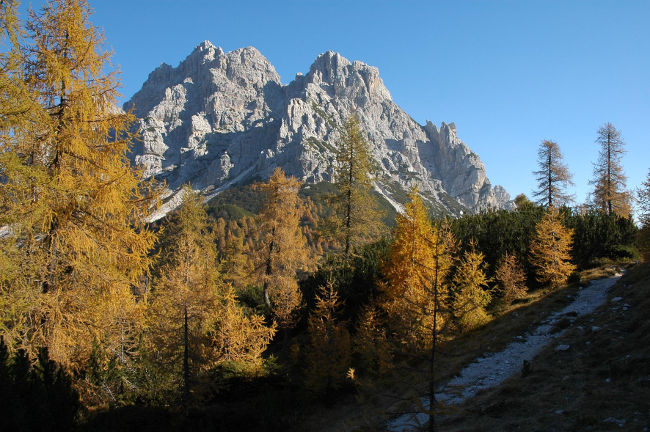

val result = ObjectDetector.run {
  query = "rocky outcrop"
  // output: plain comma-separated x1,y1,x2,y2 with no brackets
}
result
125,41,512,220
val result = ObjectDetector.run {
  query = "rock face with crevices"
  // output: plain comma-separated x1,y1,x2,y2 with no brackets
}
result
125,41,512,220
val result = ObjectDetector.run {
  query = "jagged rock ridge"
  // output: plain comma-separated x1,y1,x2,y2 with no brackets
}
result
125,41,511,219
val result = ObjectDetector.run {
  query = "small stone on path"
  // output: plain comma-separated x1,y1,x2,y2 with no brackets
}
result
603,417,626,427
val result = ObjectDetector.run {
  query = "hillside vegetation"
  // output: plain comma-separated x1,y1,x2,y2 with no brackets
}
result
440,263,650,431
1,1,649,431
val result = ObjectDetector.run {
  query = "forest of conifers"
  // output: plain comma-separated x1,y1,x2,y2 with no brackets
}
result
1,1,650,431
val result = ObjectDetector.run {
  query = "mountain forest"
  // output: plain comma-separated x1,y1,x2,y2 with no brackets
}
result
1,1,649,431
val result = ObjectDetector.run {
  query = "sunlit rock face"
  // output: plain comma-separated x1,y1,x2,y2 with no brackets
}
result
126,41,512,219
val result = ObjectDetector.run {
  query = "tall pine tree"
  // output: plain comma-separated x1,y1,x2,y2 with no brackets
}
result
637,169,650,261
637,168,650,229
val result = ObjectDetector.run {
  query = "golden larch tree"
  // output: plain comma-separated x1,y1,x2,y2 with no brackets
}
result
0,0,157,373
218,218,255,290
253,167,313,329
533,140,574,208
529,209,576,288
452,242,491,332
494,252,528,301
148,187,274,400
590,123,631,216
330,114,382,257
304,281,351,394
352,304,392,377
0,0,51,353
381,188,454,350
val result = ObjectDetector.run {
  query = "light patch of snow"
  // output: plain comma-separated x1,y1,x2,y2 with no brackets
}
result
146,166,256,222
146,187,192,223
204,165,255,202
374,183,404,214
387,275,621,431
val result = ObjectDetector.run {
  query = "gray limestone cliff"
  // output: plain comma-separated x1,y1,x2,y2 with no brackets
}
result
125,41,512,219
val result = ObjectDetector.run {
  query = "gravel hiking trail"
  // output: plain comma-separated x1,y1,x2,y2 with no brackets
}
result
387,274,622,431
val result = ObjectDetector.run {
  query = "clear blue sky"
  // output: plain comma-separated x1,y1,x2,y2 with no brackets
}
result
20,0,650,211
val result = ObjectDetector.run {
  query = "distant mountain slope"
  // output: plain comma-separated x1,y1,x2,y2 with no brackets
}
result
125,41,511,220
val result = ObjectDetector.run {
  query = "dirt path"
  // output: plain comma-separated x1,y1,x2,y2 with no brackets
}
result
387,275,622,431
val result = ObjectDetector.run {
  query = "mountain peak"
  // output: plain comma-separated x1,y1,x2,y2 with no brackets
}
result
309,50,351,76
126,43,512,221
186,39,223,64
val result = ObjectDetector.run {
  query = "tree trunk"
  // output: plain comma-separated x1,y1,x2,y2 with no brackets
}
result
547,149,553,208
607,132,612,215
183,303,190,405
345,143,354,257
345,187,352,257
263,227,276,310
429,233,440,432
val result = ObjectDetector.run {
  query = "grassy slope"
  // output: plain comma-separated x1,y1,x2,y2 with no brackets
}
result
308,265,649,432
440,263,650,432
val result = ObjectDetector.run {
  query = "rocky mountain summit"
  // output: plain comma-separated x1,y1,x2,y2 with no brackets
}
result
125,41,511,220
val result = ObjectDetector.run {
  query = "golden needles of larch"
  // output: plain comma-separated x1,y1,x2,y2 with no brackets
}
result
533,140,574,208
529,208,576,288
381,187,454,350
590,123,631,216
331,114,382,257
253,168,313,329
0,0,157,371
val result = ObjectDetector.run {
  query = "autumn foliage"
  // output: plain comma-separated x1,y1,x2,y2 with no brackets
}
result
147,188,274,399
0,0,645,428
0,0,157,374
329,114,383,256
452,243,491,331
381,188,454,349
529,209,576,288
494,252,528,301
304,282,351,394
253,168,313,328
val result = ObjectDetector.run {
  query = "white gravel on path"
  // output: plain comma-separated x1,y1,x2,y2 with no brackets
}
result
387,274,622,431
